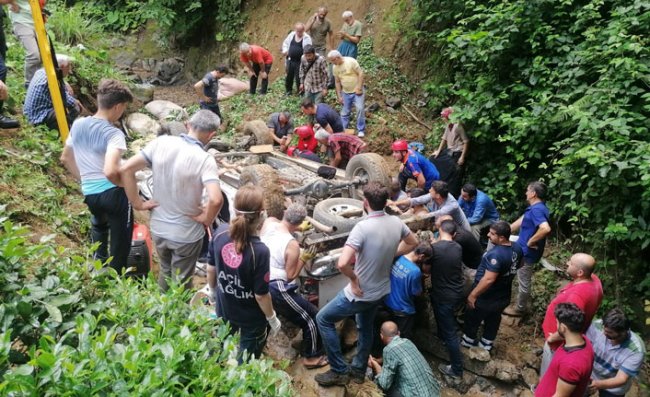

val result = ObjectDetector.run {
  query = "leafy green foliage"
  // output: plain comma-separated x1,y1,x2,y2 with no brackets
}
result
410,0,649,312
46,2,101,45
0,218,292,395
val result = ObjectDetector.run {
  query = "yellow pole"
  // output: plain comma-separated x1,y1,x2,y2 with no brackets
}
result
28,0,69,142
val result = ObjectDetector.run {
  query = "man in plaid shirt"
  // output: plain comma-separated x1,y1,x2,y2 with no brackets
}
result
299,45,328,104
24,54,81,131
369,321,440,397
314,129,366,168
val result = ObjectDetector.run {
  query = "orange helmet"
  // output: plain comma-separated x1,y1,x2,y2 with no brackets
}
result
391,139,408,152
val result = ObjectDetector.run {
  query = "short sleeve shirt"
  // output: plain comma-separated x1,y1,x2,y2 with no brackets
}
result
384,256,422,315
141,134,220,243
328,133,365,161
535,339,594,397
428,240,464,304
267,113,294,139
401,150,440,190
332,57,362,93
208,224,270,328
66,116,127,196
343,211,411,302
453,229,483,269
315,103,344,133
518,202,550,263
341,20,363,40
309,17,331,49
240,45,274,65
201,72,219,101
442,123,468,152
473,243,523,303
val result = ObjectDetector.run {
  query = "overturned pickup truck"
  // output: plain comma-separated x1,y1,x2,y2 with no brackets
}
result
210,146,437,308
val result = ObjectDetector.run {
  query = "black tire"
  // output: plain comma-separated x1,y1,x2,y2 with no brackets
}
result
239,164,285,219
345,153,392,199
313,198,365,233
243,119,273,145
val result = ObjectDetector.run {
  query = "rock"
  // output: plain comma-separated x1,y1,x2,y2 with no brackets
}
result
516,387,534,397
385,106,397,114
521,367,538,388
264,328,299,362
151,57,185,85
468,346,491,362
125,113,161,136
145,100,186,121
367,103,381,113
385,96,401,109
160,121,187,136
205,139,232,152
493,360,520,382
130,83,155,104
417,99,427,107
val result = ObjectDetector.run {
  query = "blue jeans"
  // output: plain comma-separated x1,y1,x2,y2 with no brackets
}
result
340,90,365,134
432,299,463,375
316,290,381,374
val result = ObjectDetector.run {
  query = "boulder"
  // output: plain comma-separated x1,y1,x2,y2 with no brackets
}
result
367,103,381,113
160,121,187,136
125,112,161,136
145,100,187,121
468,346,491,362
385,96,401,109
131,83,155,104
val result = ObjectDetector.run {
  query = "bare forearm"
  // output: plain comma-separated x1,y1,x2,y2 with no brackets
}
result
255,293,275,318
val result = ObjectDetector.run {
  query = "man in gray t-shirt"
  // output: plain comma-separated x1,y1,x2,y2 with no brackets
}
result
315,182,418,387
267,111,293,150
60,79,134,274
120,110,223,291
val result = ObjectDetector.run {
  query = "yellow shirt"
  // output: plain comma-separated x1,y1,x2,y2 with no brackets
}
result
333,57,362,93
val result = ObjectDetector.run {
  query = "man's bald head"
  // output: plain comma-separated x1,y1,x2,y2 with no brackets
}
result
435,214,453,229
380,321,399,338
571,253,596,276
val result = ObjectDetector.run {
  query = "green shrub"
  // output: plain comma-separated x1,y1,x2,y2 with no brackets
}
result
0,217,292,395
46,3,101,45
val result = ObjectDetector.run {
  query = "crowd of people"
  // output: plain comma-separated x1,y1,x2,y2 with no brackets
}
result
1,1,637,395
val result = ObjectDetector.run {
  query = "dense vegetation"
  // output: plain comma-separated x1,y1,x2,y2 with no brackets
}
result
407,0,649,316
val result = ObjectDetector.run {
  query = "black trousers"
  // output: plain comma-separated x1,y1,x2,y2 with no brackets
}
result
285,59,301,94
84,187,133,274
250,63,272,94
463,299,509,341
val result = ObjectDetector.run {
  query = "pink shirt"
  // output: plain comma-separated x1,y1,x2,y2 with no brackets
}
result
535,338,594,397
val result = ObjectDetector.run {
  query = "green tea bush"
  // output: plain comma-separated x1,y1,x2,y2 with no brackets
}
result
409,0,649,315
0,217,292,395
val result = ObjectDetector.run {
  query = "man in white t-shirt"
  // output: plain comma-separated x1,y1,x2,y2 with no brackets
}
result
60,79,135,273
120,110,223,291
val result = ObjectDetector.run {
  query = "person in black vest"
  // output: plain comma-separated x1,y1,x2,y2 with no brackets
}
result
281,23,312,96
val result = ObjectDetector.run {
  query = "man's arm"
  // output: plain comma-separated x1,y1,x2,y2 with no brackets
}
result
194,80,212,103
458,140,470,166
104,148,124,186
395,232,418,258
354,69,364,95
510,215,523,233
60,145,80,180
337,244,361,296
284,240,303,282
467,270,498,309
468,195,487,225
415,173,426,188
255,293,275,318
374,354,396,391
527,222,551,248
589,371,630,392
330,150,342,167
433,137,447,157
305,13,317,31
334,75,343,104
552,378,576,397
192,182,223,228
119,153,158,210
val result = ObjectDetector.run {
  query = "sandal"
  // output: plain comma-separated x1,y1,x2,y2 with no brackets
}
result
303,355,329,369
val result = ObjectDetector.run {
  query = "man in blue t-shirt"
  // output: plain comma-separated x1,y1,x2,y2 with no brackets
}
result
458,183,500,240
300,96,344,133
504,181,551,316
391,140,440,191
383,243,431,340
461,221,523,352
194,65,228,120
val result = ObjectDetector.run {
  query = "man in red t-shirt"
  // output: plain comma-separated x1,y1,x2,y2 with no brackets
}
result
239,43,274,95
535,302,594,397
540,253,602,376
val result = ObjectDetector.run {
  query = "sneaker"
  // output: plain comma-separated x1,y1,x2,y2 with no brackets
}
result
503,304,524,317
350,369,365,384
0,115,19,129
479,338,494,352
357,131,365,138
461,334,477,349
314,369,350,387
438,364,462,379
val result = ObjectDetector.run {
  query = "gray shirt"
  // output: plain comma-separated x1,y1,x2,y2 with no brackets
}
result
267,113,294,139
343,210,412,302
411,193,471,232
141,134,220,243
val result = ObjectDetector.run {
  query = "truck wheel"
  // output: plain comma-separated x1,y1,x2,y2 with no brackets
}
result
313,198,365,233
239,164,285,219
345,153,392,199
243,119,273,145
